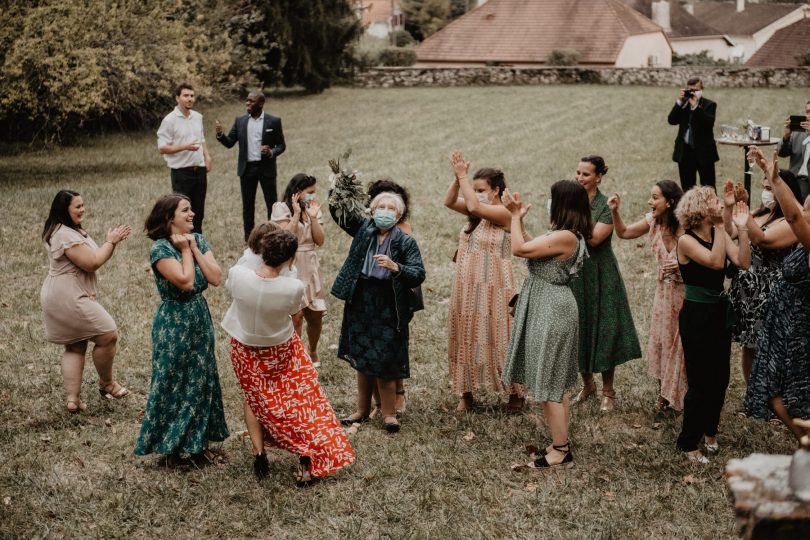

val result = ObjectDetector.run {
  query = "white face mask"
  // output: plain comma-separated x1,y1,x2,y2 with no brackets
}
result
761,189,776,209
693,90,703,99
476,192,491,204
546,199,553,214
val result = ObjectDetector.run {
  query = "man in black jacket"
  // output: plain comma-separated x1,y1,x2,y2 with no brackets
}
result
667,78,719,191
216,91,286,241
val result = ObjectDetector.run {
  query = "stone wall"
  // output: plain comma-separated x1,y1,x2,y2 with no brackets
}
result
350,66,810,88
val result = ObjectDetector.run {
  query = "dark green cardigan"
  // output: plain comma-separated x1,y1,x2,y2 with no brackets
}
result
329,203,426,330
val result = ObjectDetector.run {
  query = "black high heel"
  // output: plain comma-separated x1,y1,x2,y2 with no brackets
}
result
295,456,314,488
531,442,574,469
253,452,269,480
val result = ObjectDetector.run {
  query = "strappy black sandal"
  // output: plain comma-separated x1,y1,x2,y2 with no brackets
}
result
530,442,574,469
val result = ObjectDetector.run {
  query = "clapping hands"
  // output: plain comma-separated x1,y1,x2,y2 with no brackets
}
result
450,151,470,180
106,225,132,245
502,189,531,218
731,201,750,230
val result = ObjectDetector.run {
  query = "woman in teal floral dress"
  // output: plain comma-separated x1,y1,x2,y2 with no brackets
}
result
570,156,642,412
134,195,229,463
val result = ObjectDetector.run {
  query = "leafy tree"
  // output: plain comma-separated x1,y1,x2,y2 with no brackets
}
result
251,0,361,93
0,0,259,143
401,0,451,41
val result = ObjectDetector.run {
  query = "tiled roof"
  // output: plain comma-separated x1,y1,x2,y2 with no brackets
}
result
416,0,664,65
746,17,810,67
692,1,801,36
622,0,724,38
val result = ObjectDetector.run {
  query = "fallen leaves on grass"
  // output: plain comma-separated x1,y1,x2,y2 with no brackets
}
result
463,431,475,442
40,435,51,443
682,475,706,485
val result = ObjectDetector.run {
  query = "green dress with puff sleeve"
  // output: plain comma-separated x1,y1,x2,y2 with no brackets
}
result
134,234,229,456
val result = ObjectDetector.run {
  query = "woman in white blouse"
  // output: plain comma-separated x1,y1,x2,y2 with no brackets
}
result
221,229,354,485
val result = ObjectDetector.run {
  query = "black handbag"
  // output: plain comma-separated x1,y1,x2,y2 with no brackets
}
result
408,285,425,312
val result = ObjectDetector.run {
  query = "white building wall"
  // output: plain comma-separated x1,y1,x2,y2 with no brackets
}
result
671,37,736,62
615,33,673,68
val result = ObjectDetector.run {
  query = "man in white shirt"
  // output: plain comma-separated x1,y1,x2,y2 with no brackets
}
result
157,83,212,233
215,91,286,241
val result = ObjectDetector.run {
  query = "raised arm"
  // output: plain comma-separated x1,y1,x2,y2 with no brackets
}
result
451,151,511,230
328,189,366,237
725,202,752,270
768,149,810,249
307,201,325,247
215,118,238,148
502,189,569,259
677,228,726,270
443,176,468,215
64,225,131,273
608,193,649,239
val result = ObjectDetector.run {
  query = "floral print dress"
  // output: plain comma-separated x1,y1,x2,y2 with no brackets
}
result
134,234,229,456
645,214,687,411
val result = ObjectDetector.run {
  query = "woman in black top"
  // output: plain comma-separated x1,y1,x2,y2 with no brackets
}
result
675,186,751,463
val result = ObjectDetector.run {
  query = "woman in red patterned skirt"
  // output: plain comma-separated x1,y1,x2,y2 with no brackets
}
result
221,229,354,485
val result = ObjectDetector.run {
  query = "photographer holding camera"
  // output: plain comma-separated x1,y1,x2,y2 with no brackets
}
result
667,77,719,191
778,100,810,201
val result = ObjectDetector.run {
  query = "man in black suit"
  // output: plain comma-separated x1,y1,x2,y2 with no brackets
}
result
667,77,719,191
215,91,286,241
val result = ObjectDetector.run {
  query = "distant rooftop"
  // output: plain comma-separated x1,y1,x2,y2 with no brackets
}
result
622,0,724,38
692,1,801,36
416,0,665,65
746,17,810,67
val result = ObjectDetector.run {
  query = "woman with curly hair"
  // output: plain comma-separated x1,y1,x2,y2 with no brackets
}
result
675,187,750,463
608,180,687,412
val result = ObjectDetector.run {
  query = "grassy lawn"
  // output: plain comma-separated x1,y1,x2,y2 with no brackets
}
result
0,85,806,538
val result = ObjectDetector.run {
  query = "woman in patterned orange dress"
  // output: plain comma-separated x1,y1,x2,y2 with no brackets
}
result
222,229,354,484
444,151,523,414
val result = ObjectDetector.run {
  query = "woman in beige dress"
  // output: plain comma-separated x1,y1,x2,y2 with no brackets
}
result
444,151,523,414
40,190,131,412
272,174,326,366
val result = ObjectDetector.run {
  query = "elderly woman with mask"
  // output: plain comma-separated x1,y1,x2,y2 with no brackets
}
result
330,191,426,434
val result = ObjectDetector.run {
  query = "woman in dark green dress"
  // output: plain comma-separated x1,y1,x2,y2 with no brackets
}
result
570,156,642,412
134,195,229,464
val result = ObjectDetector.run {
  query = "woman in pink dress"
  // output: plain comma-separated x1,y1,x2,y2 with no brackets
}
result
608,180,687,411
40,190,132,412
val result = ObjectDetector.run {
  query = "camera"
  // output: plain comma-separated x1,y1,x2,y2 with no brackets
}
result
683,89,695,100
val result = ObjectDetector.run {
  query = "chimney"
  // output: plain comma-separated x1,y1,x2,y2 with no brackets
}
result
737,0,745,12
651,1,672,33
684,1,694,16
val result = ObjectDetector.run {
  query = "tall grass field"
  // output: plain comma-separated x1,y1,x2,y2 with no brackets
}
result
1,85,807,538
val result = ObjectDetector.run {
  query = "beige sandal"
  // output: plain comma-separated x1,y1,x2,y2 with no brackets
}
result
99,381,130,399
66,399,87,413
572,382,597,404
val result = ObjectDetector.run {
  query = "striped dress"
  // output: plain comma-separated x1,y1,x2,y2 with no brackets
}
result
448,219,520,396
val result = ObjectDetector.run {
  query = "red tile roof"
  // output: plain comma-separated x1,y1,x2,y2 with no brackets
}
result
416,0,665,65
622,0,724,38
692,1,801,36
746,17,810,67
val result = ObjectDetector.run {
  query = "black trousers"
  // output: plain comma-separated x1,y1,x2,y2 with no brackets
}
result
170,167,207,234
678,145,716,191
676,300,731,452
240,163,277,241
